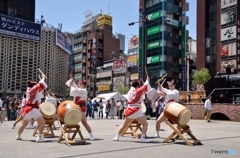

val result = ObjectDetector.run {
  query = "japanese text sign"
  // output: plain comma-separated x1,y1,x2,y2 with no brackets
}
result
56,29,72,55
0,14,41,42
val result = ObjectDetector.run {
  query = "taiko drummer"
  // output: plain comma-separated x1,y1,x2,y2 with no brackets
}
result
66,75,95,141
113,78,151,143
155,79,180,138
16,74,48,142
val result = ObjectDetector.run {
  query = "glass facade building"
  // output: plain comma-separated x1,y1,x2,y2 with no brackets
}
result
0,0,35,22
139,0,189,90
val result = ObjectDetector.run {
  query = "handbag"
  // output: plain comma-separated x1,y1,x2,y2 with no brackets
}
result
204,109,207,116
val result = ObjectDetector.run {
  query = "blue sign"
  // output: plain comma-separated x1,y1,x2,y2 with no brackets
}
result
0,14,41,42
182,66,186,91
91,54,96,60
56,29,73,54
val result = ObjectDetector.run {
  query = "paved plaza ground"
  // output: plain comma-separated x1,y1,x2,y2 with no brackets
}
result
0,119,239,158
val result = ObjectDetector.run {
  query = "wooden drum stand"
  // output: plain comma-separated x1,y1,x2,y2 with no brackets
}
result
32,117,56,138
120,119,143,139
57,118,86,146
163,119,202,146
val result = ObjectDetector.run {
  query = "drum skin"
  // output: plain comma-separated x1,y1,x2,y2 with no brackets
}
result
164,102,192,126
40,102,56,118
140,103,146,114
57,100,82,125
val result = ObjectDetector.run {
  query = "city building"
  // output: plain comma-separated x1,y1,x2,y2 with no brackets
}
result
127,35,139,84
197,0,240,76
186,37,197,90
0,13,71,98
0,0,36,22
138,0,189,90
72,12,122,97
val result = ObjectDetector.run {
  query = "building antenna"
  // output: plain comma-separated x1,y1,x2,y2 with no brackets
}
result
82,10,90,14
108,4,109,15
100,8,102,14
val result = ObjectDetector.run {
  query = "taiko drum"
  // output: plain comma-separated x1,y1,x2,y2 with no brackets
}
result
57,100,82,125
164,102,192,126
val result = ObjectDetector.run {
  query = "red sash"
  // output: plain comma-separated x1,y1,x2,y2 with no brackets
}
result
80,106,86,113
22,104,39,115
75,97,86,112
168,99,174,103
125,107,139,118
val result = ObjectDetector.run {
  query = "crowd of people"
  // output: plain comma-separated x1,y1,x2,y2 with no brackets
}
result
0,94,167,126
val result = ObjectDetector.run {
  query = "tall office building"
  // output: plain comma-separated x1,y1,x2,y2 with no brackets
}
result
0,0,35,22
139,0,189,90
72,12,121,97
197,0,240,76
0,12,70,97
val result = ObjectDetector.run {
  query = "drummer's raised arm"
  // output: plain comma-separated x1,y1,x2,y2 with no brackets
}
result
65,78,78,88
70,87,87,97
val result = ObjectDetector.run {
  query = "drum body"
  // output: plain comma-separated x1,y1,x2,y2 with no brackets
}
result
57,100,82,125
40,102,56,118
140,103,146,114
164,102,191,126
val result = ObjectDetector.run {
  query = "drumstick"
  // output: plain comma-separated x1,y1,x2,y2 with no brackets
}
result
38,68,47,79
38,75,41,80
145,66,149,79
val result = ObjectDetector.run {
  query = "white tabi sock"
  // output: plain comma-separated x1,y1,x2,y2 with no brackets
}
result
89,132,94,137
115,133,120,139
141,134,146,139
156,131,160,136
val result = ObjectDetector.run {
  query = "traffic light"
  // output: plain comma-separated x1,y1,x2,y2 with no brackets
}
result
128,22,135,26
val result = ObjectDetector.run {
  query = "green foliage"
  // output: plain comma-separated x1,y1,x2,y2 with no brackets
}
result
65,87,70,98
118,86,129,94
192,68,211,85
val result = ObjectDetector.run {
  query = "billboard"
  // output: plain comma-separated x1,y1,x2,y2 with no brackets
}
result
130,73,138,80
128,35,139,50
221,0,237,9
112,59,127,74
98,14,112,26
221,9,237,27
147,55,160,64
56,29,72,55
147,40,160,50
0,14,41,42
97,85,111,92
127,54,137,67
147,26,160,35
221,42,236,56
220,26,236,42
221,59,237,73
113,76,125,92
147,11,160,20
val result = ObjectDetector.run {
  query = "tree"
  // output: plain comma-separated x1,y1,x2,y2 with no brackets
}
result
118,86,129,94
192,68,211,85
65,87,70,99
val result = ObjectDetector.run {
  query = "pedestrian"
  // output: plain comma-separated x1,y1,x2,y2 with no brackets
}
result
204,96,212,122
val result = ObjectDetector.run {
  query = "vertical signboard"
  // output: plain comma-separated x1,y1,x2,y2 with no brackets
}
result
181,0,186,90
221,0,237,9
220,0,238,73
138,0,143,80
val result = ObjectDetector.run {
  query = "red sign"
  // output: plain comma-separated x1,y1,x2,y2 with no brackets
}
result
139,0,143,9
182,0,186,11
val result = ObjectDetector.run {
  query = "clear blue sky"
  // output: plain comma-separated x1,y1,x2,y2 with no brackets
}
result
36,0,196,51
